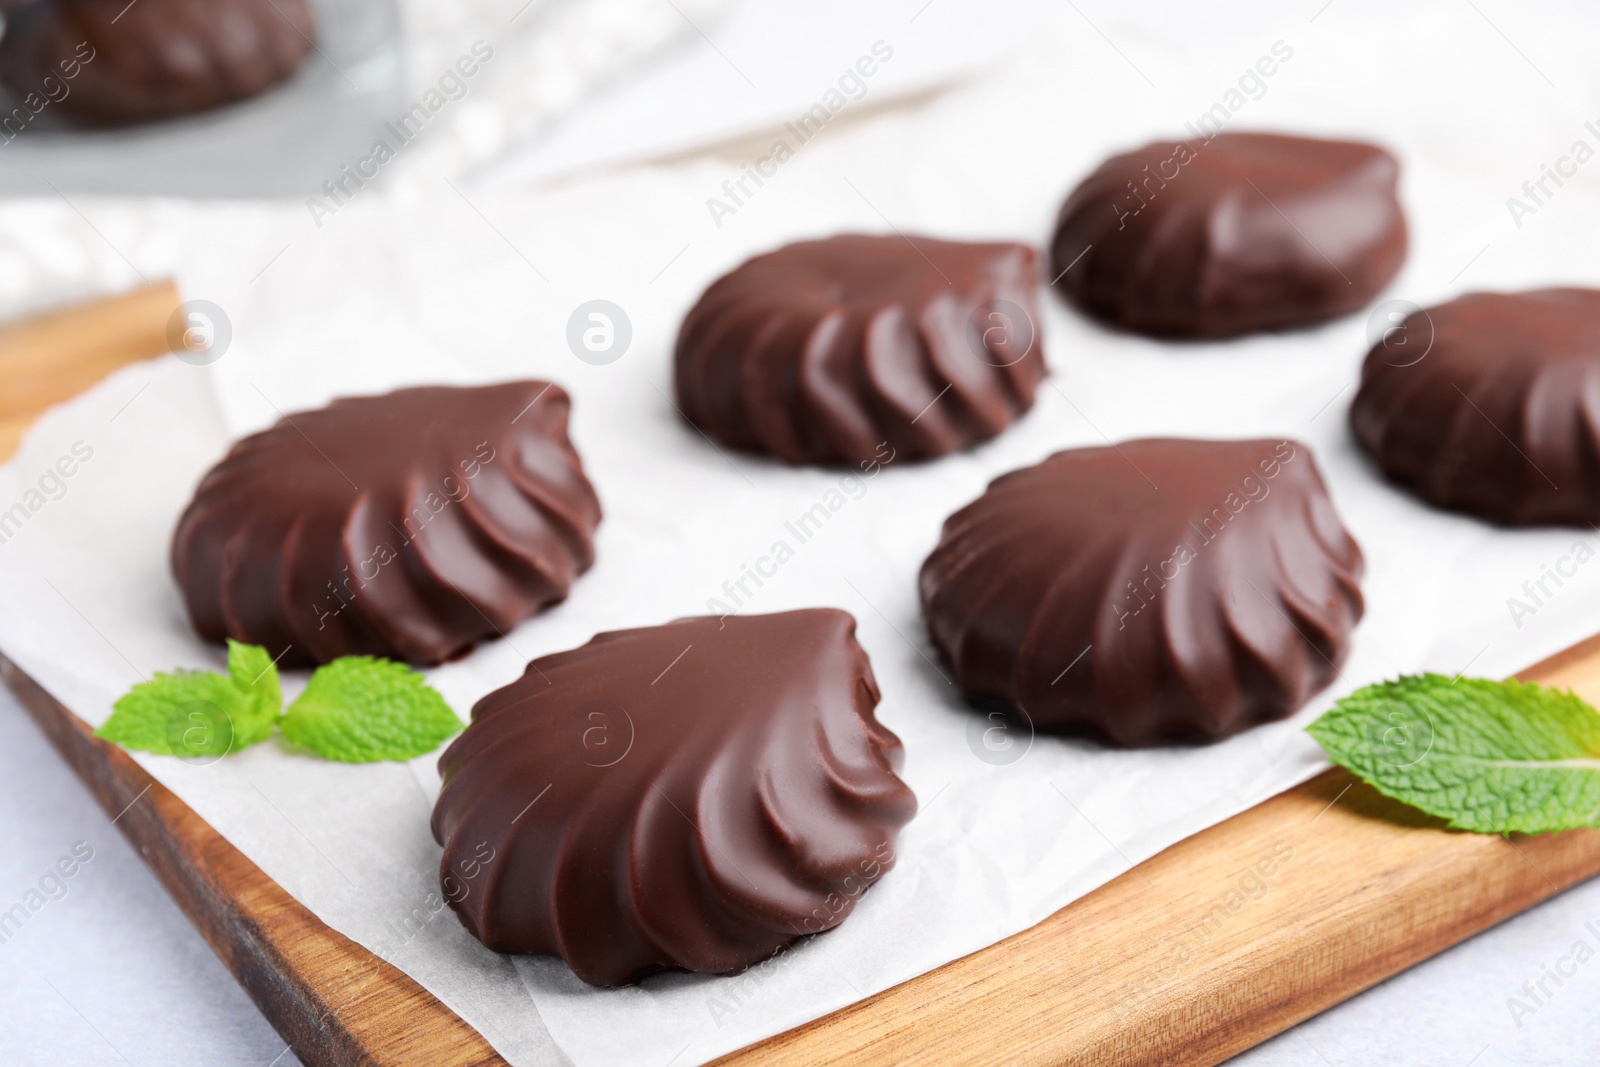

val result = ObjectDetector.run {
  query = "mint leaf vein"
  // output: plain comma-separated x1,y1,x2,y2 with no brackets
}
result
1308,674,1600,834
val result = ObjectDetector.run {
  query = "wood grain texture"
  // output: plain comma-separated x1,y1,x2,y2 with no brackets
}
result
6,284,1600,1067
714,643,1600,1066
0,280,182,460
0,653,507,1067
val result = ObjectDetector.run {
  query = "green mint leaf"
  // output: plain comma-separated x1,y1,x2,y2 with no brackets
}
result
97,670,262,759
98,642,283,759
225,640,284,747
1308,674,1600,834
281,657,462,763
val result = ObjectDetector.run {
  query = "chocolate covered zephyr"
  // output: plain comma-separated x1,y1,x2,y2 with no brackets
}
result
172,381,600,668
1049,132,1407,339
431,610,917,986
674,234,1047,466
0,0,315,126
1352,289,1600,525
920,438,1364,745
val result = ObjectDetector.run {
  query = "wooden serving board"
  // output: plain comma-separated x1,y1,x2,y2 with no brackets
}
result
6,283,1600,1067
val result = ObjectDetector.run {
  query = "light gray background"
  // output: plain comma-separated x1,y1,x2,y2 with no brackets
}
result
0,686,302,1067
3,680,1597,1066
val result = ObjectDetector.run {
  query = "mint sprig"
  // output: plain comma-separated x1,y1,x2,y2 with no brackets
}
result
97,640,283,758
97,643,462,764
224,639,283,744
1308,674,1600,834
282,656,463,763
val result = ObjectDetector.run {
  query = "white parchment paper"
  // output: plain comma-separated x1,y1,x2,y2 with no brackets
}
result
6,4,1600,1064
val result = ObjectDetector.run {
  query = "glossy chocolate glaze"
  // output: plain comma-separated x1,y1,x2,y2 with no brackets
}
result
920,438,1364,745
172,382,600,668
431,609,917,987
1352,288,1600,525
1049,132,1407,339
0,0,314,126
674,234,1047,466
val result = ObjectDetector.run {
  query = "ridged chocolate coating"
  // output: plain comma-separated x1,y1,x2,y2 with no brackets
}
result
431,610,917,987
1352,289,1600,525
1049,132,1407,339
674,234,1047,466
920,438,1364,745
172,382,600,668
0,0,314,126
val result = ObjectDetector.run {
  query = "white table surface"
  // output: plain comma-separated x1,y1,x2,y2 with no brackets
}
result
0,685,302,1067
3,674,1596,1066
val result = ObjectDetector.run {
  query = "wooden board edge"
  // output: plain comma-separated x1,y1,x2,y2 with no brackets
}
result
712,647,1600,1066
20,620,1598,1067
0,280,182,462
0,653,507,1067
